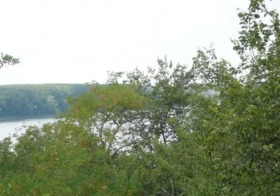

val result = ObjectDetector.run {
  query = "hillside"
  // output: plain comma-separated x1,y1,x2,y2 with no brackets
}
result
0,84,87,120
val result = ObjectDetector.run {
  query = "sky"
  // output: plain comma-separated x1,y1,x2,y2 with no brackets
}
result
0,0,279,85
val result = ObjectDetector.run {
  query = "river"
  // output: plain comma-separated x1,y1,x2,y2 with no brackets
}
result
0,118,55,140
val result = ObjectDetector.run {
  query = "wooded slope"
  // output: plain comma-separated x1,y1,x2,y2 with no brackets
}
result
0,84,87,119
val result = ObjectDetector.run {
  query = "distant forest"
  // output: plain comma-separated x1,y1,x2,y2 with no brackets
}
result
0,84,87,120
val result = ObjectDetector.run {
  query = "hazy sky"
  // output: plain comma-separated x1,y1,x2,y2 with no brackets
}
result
0,0,279,84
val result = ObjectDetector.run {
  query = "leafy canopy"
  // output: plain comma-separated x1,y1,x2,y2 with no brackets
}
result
1,0,280,195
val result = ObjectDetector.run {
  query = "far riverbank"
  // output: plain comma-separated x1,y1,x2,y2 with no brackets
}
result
0,115,55,122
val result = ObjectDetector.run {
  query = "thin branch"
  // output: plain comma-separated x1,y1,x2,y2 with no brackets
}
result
111,141,136,160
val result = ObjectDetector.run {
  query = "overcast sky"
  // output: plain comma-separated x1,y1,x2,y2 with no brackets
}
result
0,0,279,85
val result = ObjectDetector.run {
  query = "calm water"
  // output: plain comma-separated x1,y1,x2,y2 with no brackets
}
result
0,118,55,140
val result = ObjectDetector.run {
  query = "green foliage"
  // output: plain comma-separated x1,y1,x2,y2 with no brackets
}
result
189,0,280,194
0,53,20,68
0,120,140,195
1,0,280,194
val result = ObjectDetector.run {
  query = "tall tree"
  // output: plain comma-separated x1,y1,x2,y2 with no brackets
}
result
189,0,280,194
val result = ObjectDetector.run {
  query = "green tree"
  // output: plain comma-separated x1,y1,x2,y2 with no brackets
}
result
64,84,149,158
188,0,280,194
0,53,19,68
0,120,140,195
1,0,280,195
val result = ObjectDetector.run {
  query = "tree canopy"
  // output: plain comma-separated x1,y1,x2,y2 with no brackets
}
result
0,0,279,194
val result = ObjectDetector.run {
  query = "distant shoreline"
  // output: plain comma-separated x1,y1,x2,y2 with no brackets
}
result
0,115,55,122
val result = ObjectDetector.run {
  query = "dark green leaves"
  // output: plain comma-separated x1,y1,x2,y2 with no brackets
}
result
0,53,20,68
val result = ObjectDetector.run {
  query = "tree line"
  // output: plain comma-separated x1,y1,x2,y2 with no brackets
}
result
0,0,279,194
0,84,87,120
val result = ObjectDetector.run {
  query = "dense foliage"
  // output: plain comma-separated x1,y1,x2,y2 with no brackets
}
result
0,84,87,120
0,0,279,194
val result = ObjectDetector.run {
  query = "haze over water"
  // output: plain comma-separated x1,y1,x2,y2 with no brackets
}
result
0,118,54,140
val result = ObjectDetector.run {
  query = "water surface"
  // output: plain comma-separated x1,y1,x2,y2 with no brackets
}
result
0,118,54,140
